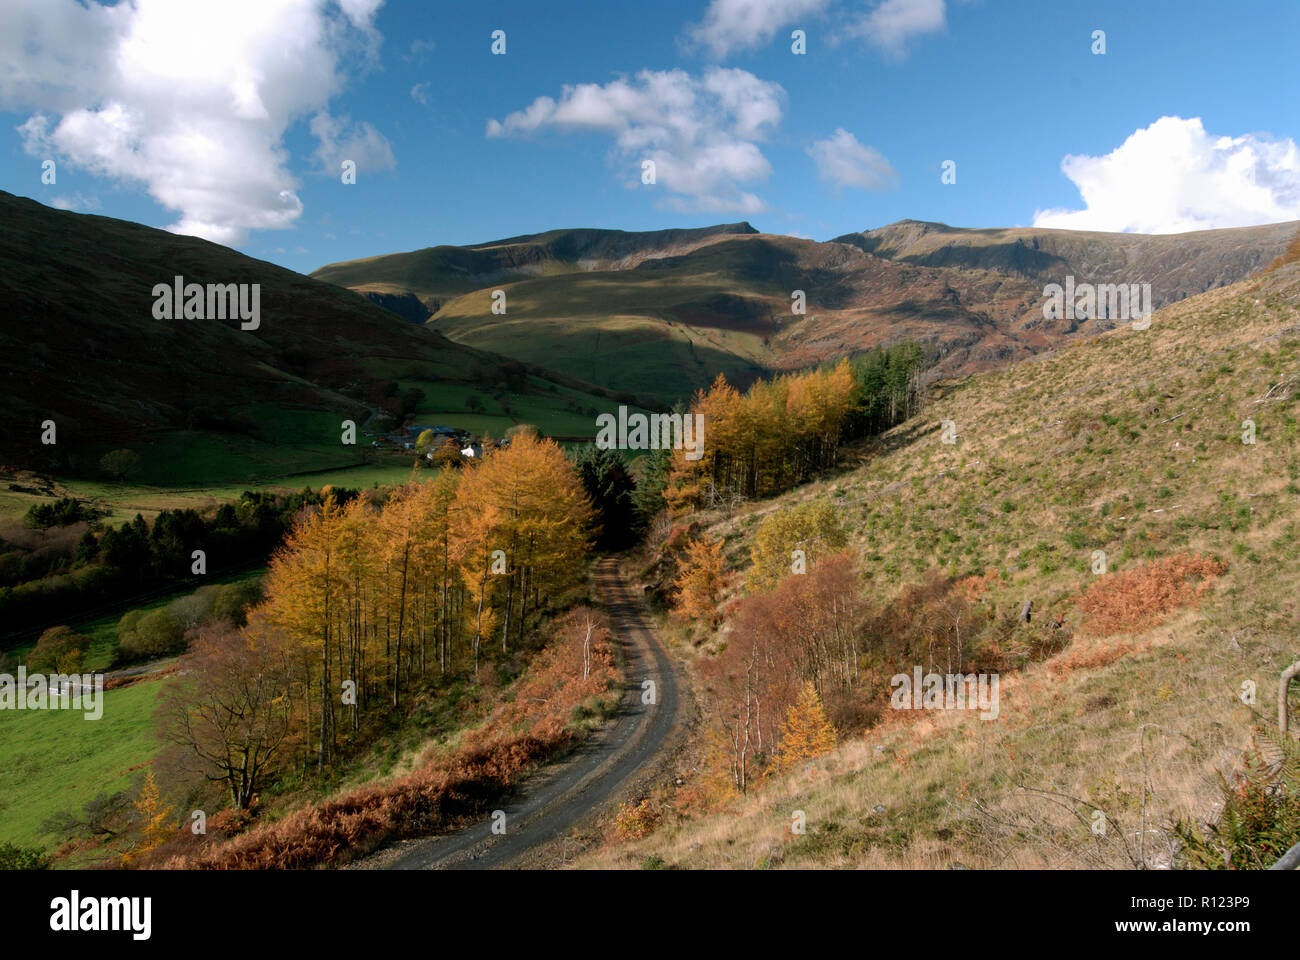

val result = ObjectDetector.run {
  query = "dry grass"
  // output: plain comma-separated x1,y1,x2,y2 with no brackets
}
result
1075,553,1227,636
582,263,1300,869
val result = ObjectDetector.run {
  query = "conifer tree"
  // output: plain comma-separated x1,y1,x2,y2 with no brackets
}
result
775,681,836,771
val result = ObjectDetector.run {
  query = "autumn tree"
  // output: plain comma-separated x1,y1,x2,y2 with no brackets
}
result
662,445,707,517
160,622,294,809
124,770,176,864
432,437,465,469
261,494,346,766
173,432,592,787
414,471,461,674
774,681,836,772
671,536,728,625
747,500,847,592
451,432,593,671
700,552,863,793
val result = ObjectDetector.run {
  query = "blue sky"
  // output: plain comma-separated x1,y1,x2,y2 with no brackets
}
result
2,0,1298,276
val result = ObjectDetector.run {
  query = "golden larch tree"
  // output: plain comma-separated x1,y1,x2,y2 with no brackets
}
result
671,536,728,624
775,681,836,771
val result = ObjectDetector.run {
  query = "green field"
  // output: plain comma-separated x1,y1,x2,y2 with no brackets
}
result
400,374,651,440
0,677,167,851
0,460,431,528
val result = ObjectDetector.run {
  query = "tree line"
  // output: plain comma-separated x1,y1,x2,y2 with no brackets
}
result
163,431,594,800
649,342,927,515
0,488,353,645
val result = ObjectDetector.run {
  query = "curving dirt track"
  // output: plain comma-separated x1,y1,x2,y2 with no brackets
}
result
368,557,679,870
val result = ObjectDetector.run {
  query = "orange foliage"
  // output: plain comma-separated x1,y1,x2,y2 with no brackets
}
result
612,797,662,841
1075,552,1227,636
671,536,728,625
149,609,617,870
1047,638,1143,677
774,681,836,772
1265,229,1300,273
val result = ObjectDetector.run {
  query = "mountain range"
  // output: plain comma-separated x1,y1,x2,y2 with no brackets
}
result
312,218,1299,403
3,189,1295,477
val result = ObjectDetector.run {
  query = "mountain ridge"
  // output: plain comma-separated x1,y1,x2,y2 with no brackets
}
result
314,217,1299,403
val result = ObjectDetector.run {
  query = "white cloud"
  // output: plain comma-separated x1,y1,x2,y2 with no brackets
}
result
1033,116,1300,234
845,0,946,57
487,67,785,214
2,0,390,245
807,128,898,191
310,110,395,175
410,82,432,106
686,0,831,59
48,192,101,212
687,0,946,60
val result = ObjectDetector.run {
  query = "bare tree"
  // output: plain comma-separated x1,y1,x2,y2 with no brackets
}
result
160,623,294,810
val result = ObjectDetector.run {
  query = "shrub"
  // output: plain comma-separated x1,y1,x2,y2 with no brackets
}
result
1076,552,1227,636
26,625,90,672
614,798,662,841
1174,736,1300,869
210,579,263,628
118,607,186,661
0,842,52,870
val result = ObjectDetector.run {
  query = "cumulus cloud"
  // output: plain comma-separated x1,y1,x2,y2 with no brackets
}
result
1033,116,1300,234
845,0,946,57
487,67,785,214
807,128,898,191
2,0,391,245
686,0,945,60
686,0,831,60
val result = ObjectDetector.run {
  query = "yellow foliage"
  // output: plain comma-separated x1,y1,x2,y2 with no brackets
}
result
671,536,728,624
123,770,176,865
775,682,836,772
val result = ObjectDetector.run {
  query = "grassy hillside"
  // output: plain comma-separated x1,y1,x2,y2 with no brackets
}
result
0,191,644,483
583,260,1300,869
0,676,167,852
311,222,760,313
